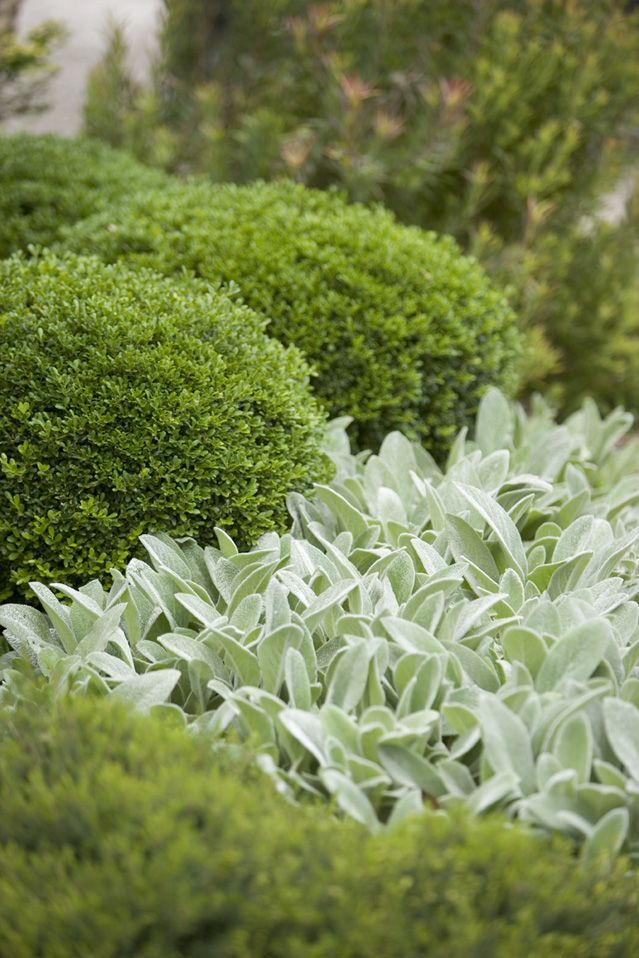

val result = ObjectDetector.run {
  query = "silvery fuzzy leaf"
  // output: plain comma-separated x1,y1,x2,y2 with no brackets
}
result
455,483,527,579
377,744,445,796
158,632,221,671
478,695,535,793
425,482,447,533
129,569,179,631
440,593,504,644
408,538,449,574
402,590,446,633
553,712,593,783
285,646,312,710
594,759,628,790
75,604,128,659
553,516,595,563
206,628,260,686
382,617,446,655
501,626,548,679
476,450,511,493
230,594,263,632
474,387,514,455
302,579,359,631
278,709,326,764
446,515,500,584
536,619,612,692
50,583,103,620
451,645,499,692
528,427,575,482
603,697,639,781
547,552,593,598
437,758,475,796
536,752,563,790
537,684,610,755
110,668,181,712
379,431,419,495
175,592,222,630
0,604,56,655
384,550,415,604
88,651,137,680
227,559,281,617
140,533,194,581
555,490,591,529
325,641,371,713
387,788,425,827
445,426,469,469
214,526,239,557
582,807,629,863
319,768,380,831
29,582,76,652
257,623,308,695
464,770,520,815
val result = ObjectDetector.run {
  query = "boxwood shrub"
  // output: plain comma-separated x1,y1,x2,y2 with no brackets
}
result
0,134,168,258
0,252,328,598
62,178,520,454
1,693,638,958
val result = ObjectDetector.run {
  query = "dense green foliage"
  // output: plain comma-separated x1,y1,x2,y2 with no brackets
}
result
84,0,639,413
4,390,639,858
0,134,166,257
61,177,519,452
1,693,638,958
0,252,328,597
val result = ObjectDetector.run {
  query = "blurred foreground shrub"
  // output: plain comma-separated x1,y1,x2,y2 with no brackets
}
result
1,693,638,958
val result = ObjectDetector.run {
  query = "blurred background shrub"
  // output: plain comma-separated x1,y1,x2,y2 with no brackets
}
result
84,0,639,415
0,134,166,257
0,7,64,125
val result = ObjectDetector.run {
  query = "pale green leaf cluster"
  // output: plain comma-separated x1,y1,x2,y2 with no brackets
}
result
3,389,639,859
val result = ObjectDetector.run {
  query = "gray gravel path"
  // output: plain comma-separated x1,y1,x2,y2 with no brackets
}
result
8,0,162,135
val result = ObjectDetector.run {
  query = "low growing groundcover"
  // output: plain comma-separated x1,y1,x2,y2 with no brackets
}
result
3,389,639,863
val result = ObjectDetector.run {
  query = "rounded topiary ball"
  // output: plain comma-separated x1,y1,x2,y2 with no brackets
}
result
0,253,329,598
0,134,166,259
62,178,521,454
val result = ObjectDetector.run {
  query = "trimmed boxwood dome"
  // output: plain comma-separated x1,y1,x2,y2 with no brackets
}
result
0,252,329,597
61,177,521,454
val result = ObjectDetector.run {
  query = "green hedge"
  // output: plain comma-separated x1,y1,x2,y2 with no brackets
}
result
1,693,638,958
0,252,328,597
62,177,520,453
0,134,165,257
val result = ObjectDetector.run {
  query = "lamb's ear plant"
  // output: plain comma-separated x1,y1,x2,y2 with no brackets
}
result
3,388,639,860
